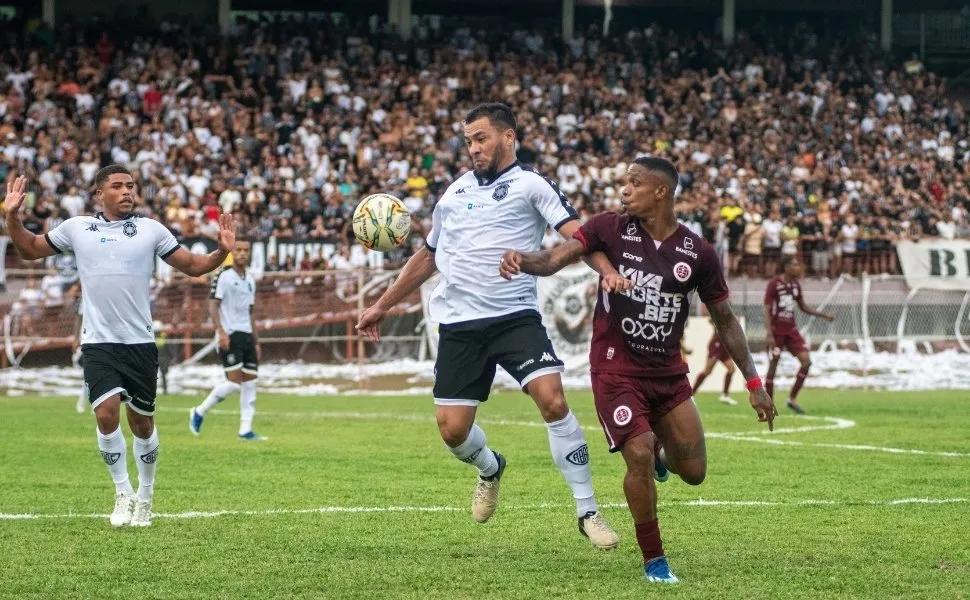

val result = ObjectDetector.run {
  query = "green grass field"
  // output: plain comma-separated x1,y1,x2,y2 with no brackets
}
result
0,390,968,599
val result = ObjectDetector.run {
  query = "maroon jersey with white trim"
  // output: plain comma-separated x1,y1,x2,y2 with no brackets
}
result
575,212,730,377
764,276,801,335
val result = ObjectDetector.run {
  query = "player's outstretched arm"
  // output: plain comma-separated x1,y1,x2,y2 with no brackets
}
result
357,246,438,342
556,220,631,292
164,213,235,276
3,176,59,261
499,239,586,278
797,297,835,322
708,300,778,430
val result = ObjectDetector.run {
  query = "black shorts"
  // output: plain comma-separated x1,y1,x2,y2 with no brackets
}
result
220,331,258,374
433,310,565,405
82,343,158,415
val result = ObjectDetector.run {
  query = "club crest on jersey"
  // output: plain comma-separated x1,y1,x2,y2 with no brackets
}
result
613,405,632,426
123,222,137,238
673,262,692,282
492,182,510,201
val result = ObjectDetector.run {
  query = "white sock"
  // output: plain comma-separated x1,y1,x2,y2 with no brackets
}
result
547,411,598,517
97,427,134,495
197,381,240,415
239,380,257,435
447,424,499,478
133,428,159,502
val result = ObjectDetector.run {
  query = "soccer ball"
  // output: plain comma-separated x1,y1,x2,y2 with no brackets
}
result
352,193,411,251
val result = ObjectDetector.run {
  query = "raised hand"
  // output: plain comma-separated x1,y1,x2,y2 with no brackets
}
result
3,176,28,218
218,212,236,253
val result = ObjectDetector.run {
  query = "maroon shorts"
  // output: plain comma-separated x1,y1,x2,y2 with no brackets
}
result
707,337,730,363
590,372,693,453
770,329,808,358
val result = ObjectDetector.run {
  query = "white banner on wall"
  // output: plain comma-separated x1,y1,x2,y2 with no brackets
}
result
897,239,970,291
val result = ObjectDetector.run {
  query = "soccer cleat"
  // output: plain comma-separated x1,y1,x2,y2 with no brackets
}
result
644,556,680,584
110,492,135,528
578,511,620,549
654,439,670,483
238,431,266,441
719,394,738,406
787,400,807,415
130,499,152,527
189,409,204,436
472,451,506,523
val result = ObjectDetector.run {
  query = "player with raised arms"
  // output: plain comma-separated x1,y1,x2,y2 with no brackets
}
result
357,102,623,549
3,167,235,528
498,156,776,584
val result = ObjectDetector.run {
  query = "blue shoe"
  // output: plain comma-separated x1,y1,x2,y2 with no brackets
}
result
644,556,680,584
189,409,203,436
654,439,670,483
238,431,266,441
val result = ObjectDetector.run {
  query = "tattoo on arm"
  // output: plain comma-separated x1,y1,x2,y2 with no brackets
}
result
708,300,759,380
518,239,586,276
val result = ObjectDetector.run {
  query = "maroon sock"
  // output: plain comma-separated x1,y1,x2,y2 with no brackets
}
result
692,373,708,393
790,368,809,401
766,378,774,400
722,371,734,395
635,519,665,563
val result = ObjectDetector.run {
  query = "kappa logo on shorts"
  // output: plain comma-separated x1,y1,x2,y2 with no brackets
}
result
140,447,159,464
673,262,692,282
540,352,555,363
613,405,633,427
461,448,482,464
101,451,121,465
566,444,589,466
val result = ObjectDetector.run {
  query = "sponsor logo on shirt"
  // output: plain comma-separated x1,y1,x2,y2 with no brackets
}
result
622,221,642,242
675,246,698,259
622,252,642,263
99,237,119,243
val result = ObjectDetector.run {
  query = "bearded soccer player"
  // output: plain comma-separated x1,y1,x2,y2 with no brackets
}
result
3,168,234,528
499,156,776,584
357,102,620,548
691,325,739,406
764,256,834,414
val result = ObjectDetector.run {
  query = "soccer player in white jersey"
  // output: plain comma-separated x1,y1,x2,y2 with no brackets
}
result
189,240,264,440
3,166,235,528
357,103,623,549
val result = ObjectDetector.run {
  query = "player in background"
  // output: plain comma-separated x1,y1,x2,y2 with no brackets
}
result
690,325,739,405
190,240,263,440
764,256,834,414
358,103,621,549
498,156,776,584
3,167,234,528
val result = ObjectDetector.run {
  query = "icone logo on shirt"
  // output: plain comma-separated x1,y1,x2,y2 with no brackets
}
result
622,252,642,263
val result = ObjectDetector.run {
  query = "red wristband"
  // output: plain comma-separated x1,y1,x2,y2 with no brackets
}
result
745,377,763,392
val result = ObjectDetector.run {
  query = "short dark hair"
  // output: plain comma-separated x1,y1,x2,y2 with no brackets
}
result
781,255,800,270
464,103,517,134
95,164,132,188
633,156,680,189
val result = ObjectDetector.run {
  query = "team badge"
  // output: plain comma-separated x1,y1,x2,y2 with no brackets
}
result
673,262,692,282
123,222,138,238
613,405,632,426
492,182,509,201
566,444,589,466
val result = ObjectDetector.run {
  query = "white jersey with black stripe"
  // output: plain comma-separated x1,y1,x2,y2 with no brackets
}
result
425,162,579,325
210,266,256,334
45,213,179,345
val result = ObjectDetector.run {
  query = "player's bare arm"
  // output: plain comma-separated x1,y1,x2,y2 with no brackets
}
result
763,303,776,349
556,220,632,292
165,213,235,276
211,298,229,350
3,176,59,260
708,300,778,430
797,297,835,321
500,238,586,278
357,246,438,341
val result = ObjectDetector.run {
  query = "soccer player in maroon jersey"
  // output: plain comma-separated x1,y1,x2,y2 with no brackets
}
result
691,325,739,405
498,156,776,584
764,256,835,414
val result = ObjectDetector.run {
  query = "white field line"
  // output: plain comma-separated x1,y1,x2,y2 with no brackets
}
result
2,497,966,521
710,434,970,457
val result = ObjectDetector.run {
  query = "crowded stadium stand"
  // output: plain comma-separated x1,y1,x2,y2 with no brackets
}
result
2,0,970,371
